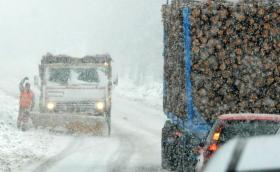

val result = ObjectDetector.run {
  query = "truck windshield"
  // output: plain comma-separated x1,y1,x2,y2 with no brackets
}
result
46,66,107,86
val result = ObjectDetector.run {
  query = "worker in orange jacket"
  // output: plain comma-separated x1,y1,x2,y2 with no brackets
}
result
17,77,35,131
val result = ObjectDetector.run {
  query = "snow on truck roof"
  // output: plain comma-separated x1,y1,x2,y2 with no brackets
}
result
41,53,112,65
218,114,280,121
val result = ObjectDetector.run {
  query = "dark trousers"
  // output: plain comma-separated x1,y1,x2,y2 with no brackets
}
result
17,107,30,128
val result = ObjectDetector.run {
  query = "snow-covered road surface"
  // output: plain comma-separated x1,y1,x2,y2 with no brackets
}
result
9,93,166,172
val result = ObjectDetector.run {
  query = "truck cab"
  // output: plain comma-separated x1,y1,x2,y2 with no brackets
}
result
31,53,113,135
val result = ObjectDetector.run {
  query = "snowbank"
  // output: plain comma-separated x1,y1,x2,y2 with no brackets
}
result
0,90,66,172
115,79,163,109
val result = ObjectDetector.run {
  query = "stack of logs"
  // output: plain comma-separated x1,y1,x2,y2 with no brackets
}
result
163,0,280,121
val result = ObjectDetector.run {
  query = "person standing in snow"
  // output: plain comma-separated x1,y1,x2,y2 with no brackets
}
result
17,77,35,131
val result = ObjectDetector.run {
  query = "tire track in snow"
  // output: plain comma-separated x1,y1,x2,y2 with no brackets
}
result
104,122,164,172
105,129,136,172
104,96,164,172
32,137,84,172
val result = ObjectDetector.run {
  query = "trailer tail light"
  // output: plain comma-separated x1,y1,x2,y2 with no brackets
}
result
205,128,222,161
205,143,218,161
208,131,220,153
208,144,218,152
213,132,220,141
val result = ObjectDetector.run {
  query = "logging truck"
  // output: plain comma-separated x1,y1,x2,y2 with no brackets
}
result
161,0,280,171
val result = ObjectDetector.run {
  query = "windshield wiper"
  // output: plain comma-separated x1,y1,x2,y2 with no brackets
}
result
226,138,247,172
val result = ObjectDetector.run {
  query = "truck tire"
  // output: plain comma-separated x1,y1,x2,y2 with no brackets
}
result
107,116,111,136
105,111,111,136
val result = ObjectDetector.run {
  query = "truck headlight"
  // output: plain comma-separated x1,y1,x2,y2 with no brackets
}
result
47,102,56,110
95,102,105,110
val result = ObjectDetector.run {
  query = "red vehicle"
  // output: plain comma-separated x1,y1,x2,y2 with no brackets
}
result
199,114,280,168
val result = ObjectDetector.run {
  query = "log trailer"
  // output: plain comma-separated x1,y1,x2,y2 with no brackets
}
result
161,0,280,171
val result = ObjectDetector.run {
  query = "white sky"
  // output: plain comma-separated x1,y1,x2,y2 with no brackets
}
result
0,0,163,81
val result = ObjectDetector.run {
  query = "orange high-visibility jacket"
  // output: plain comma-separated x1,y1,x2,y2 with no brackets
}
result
20,91,34,108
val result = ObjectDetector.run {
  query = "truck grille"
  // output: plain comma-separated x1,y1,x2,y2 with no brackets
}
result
54,101,96,113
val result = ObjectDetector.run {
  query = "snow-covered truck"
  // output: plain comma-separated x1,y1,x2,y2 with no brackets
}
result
31,53,113,135
161,0,280,171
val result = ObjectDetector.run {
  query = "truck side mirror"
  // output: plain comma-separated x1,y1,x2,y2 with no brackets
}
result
34,75,40,88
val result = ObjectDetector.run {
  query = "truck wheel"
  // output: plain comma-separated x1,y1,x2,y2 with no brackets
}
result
107,116,111,136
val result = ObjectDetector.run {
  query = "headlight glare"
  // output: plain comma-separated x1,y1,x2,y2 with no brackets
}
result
47,102,55,110
96,102,105,110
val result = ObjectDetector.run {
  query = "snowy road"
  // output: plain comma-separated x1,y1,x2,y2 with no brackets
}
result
15,94,166,172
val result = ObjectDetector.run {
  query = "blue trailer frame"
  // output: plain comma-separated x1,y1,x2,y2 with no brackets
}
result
163,7,211,138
